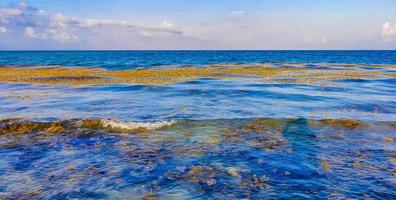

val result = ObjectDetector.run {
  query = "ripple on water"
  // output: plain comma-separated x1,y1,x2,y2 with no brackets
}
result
0,118,395,199
0,59,396,199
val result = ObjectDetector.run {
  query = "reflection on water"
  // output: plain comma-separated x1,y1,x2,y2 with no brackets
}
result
0,118,395,199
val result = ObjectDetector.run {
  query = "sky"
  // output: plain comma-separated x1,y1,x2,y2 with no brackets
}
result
0,0,396,50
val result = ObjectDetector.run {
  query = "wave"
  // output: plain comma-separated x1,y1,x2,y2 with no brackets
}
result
100,119,176,131
1,117,396,136
0,118,177,135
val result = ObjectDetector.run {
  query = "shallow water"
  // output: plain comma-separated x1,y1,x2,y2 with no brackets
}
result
0,118,395,199
1,77,395,122
0,51,395,199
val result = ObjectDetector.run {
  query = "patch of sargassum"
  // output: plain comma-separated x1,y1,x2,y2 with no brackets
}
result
1,117,395,173
1,117,395,135
0,118,176,135
0,63,394,86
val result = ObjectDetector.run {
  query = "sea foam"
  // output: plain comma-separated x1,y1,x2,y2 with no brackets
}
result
100,119,176,131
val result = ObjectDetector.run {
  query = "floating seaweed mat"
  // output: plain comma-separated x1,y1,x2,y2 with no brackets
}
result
0,65,394,86
0,117,394,135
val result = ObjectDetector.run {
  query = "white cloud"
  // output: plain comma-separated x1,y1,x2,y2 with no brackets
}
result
1,2,390,50
24,26,37,37
45,28,78,43
0,3,191,47
382,22,396,40
52,13,69,28
161,21,175,29
24,17,79,43
37,9,46,16
0,26,7,33
0,3,28,25
0,7,22,16
230,10,245,17
0,8,21,24
78,18,113,28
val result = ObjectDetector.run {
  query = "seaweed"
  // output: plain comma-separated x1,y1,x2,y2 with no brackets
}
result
0,64,394,86
321,160,331,171
315,119,362,129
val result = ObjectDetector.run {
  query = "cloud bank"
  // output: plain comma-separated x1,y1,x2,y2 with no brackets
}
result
0,3,205,49
0,2,395,50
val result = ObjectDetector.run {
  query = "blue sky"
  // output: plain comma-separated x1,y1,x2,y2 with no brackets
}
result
0,0,395,49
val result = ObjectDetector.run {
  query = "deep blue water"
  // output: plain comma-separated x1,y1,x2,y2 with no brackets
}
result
0,51,395,199
1,50,396,70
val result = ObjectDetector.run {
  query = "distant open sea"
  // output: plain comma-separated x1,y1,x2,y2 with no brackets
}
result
1,50,396,70
0,50,395,199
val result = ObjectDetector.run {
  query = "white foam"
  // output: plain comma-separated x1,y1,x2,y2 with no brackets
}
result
101,119,176,131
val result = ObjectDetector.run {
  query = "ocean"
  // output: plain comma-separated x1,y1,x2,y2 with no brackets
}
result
0,51,395,199
1,50,396,69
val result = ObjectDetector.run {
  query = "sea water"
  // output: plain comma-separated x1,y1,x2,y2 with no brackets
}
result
0,51,395,199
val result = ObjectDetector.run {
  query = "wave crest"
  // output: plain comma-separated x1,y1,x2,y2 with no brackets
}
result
100,119,176,131
0,118,177,135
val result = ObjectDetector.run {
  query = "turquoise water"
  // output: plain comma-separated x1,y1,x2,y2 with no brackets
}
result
0,51,395,199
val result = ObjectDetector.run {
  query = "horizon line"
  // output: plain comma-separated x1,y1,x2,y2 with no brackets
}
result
1,49,396,51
